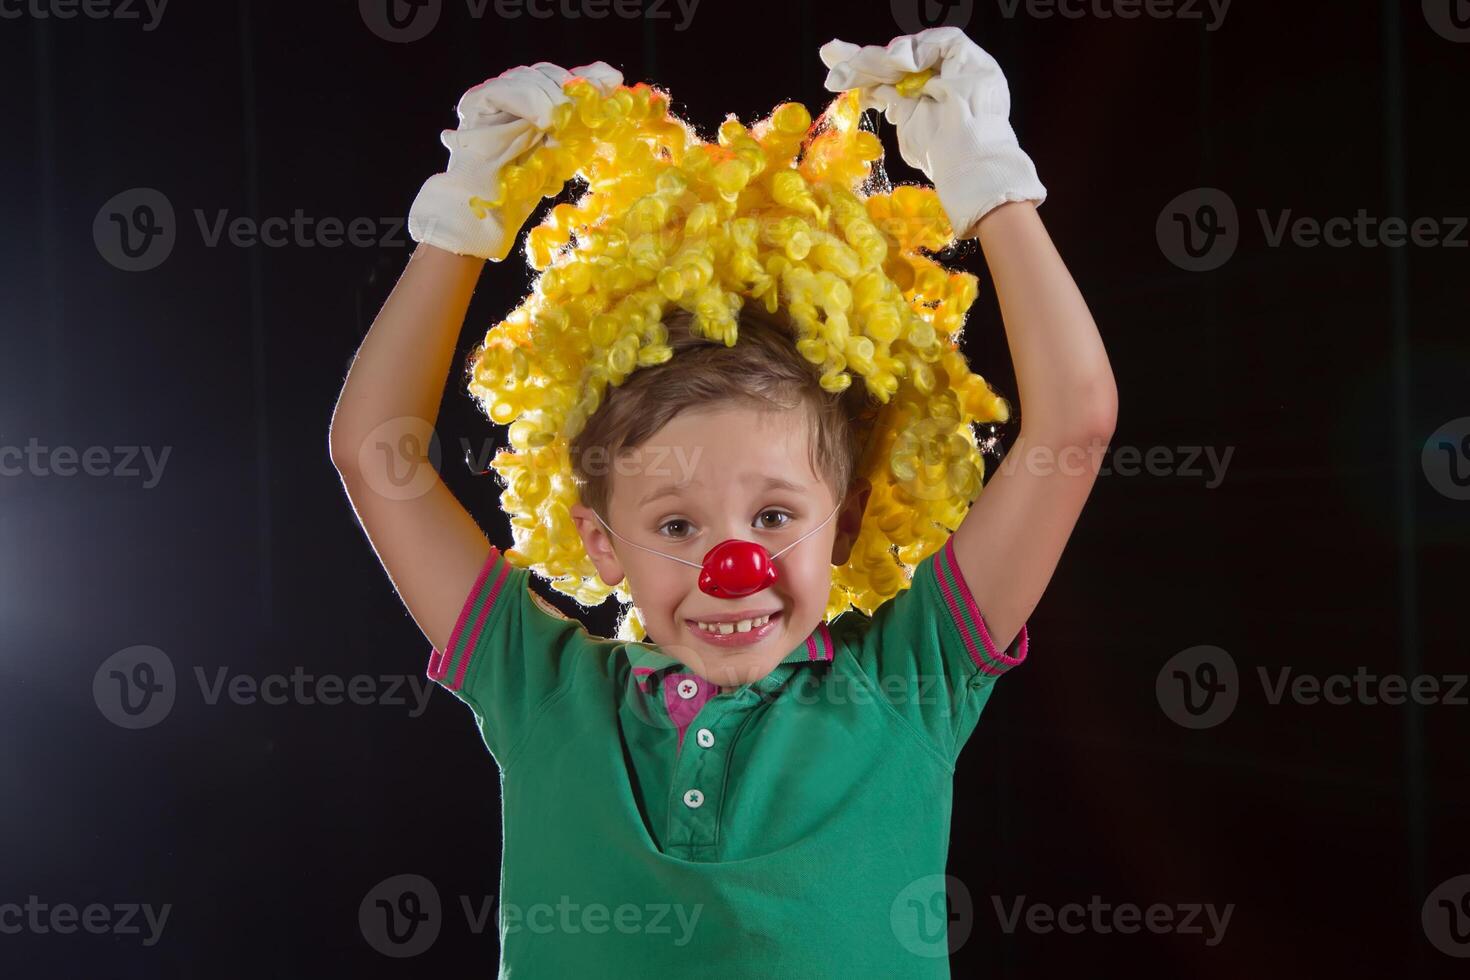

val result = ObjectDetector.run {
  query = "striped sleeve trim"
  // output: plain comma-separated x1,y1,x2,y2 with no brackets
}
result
933,538,1029,677
427,546,512,693
804,622,835,661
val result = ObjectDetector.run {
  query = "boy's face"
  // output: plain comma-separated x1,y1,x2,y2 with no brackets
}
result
571,402,869,692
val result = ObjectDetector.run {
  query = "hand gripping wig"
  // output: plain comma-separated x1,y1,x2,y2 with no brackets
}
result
465,73,1014,641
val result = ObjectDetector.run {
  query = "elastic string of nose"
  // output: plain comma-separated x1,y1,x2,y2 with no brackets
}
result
591,511,705,569
590,500,845,567
769,501,843,559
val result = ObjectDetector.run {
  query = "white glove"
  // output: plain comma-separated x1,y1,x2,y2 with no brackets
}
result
408,60,623,261
819,27,1045,239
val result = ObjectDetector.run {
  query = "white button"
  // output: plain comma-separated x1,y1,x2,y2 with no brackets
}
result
695,728,715,748
683,789,704,808
676,678,699,700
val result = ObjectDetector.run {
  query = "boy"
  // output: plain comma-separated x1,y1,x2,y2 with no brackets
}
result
332,28,1115,977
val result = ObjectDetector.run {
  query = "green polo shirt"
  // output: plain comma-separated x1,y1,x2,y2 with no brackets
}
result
427,536,1029,977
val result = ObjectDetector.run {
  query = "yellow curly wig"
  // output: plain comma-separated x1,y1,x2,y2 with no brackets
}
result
465,72,1014,640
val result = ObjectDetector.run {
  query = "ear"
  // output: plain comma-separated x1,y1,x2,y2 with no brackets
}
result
570,501,626,588
829,476,872,566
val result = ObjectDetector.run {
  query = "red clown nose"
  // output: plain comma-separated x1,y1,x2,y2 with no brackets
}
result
697,539,778,598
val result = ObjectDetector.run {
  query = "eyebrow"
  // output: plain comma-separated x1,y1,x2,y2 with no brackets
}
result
637,475,807,508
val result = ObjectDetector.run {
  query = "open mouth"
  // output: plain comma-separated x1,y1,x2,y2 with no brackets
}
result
685,610,781,646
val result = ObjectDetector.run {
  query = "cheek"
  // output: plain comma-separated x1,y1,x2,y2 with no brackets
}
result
627,551,690,616
781,540,834,612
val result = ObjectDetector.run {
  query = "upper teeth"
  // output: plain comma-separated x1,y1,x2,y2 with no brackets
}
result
695,614,771,635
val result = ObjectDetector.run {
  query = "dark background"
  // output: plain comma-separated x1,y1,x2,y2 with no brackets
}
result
2,0,1468,976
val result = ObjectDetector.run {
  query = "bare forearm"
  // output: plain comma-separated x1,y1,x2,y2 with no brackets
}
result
329,242,484,468
975,201,1117,436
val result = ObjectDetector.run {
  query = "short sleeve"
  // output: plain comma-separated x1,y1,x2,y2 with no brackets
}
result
426,545,585,769
837,536,1029,762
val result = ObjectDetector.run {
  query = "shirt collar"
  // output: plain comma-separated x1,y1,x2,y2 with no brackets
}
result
627,622,835,689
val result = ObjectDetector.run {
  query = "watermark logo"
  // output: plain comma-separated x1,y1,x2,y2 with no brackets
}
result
1423,874,1470,957
891,873,973,958
1155,645,1238,729
358,0,442,42
359,874,704,956
94,188,412,271
992,894,1233,946
1159,648,1468,729
890,0,975,33
93,647,436,728
354,416,445,502
360,874,442,958
1159,187,1468,271
1423,0,1470,43
94,187,176,272
0,0,168,30
93,645,176,730
1422,416,1470,500
1156,187,1238,272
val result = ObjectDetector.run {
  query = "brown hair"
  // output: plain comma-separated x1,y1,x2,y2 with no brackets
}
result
570,302,876,515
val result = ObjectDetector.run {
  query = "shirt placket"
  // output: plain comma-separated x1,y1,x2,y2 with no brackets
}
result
660,671,758,860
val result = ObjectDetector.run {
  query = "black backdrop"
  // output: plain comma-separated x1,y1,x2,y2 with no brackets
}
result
2,0,1468,976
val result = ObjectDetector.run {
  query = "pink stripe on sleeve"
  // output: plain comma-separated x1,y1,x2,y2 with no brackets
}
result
452,556,511,690
430,548,496,684
933,541,1006,676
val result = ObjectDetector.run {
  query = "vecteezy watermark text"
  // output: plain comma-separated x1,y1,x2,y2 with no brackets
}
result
193,209,408,250
0,0,168,30
890,0,1230,32
992,894,1233,946
1258,666,1468,708
993,0,1230,31
0,896,171,946
0,439,170,488
992,439,1234,489
359,874,703,957
469,438,703,482
194,667,435,716
93,646,435,729
1157,188,1468,271
1157,646,1469,729
358,0,700,43
93,187,410,272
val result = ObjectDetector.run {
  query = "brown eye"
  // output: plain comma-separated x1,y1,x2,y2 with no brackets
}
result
756,509,792,530
658,519,693,539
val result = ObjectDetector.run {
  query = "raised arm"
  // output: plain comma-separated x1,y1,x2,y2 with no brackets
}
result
330,60,624,655
947,202,1116,655
330,243,494,656
818,28,1117,655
